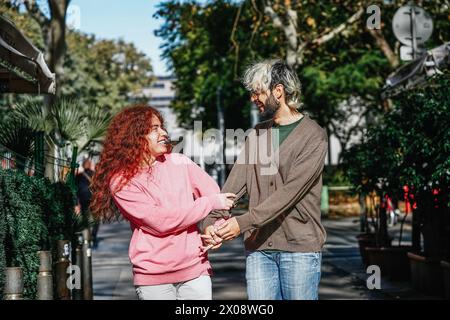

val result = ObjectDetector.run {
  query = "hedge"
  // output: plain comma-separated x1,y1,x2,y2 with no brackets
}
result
0,169,77,299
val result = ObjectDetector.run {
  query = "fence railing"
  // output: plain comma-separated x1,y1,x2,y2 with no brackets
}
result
0,140,78,184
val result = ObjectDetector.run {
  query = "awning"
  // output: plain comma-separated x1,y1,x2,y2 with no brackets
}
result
0,14,55,94
381,42,450,99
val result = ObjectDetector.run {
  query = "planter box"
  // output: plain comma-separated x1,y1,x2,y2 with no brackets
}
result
407,252,444,297
366,246,412,281
441,260,450,299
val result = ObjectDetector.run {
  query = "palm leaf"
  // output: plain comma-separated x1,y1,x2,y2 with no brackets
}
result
50,99,85,144
13,99,54,134
79,107,112,152
0,117,35,166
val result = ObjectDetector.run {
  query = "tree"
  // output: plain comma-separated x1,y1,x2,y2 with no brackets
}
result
341,72,450,256
155,0,449,166
155,0,283,129
62,32,153,115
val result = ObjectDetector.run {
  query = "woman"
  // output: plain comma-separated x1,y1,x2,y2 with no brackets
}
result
90,105,235,300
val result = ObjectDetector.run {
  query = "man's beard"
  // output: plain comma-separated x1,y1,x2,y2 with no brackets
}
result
260,93,280,119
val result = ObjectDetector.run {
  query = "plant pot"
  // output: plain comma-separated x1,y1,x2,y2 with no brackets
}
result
407,252,444,297
366,246,412,281
356,233,376,267
4,267,24,300
441,260,450,299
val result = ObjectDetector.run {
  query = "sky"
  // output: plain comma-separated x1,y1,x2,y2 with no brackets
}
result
69,0,169,76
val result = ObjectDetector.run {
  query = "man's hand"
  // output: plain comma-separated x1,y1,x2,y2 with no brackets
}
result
215,217,240,241
199,225,223,254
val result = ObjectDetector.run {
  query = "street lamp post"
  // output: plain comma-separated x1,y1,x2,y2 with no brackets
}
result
216,85,226,188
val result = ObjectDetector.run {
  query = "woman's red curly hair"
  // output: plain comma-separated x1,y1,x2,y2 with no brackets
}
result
90,105,166,222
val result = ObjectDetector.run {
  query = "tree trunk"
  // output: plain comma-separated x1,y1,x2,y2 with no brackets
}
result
264,0,303,69
412,205,421,253
377,192,390,247
284,7,300,68
47,0,70,97
44,0,71,180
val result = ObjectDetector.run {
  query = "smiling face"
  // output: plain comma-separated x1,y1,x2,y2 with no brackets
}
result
251,88,281,118
146,115,170,159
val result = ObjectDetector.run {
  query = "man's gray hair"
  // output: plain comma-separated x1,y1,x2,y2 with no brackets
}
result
242,59,302,111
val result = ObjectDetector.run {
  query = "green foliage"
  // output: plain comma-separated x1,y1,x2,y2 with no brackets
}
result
62,32,153,115
3,98,112,161
155,0,280,129
155,0,392,130
0,117,35,165
0,172,6,299
341,72,450,202
341,72,450,253
323,166,351,187
0,169,78,299
155,0,450,143
0,170,47,299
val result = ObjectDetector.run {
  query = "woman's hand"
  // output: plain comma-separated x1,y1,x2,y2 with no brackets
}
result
199,225,223,254
214,193,236,211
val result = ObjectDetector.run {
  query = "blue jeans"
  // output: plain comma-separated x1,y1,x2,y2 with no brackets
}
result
245,250,322,300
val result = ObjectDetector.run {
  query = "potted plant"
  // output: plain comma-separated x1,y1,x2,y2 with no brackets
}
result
385,73,449,295
341,124,400,273
342,73,450,288
364,193,412,282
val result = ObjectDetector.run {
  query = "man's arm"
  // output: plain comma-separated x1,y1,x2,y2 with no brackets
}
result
198,131,251,232
218,129,328,239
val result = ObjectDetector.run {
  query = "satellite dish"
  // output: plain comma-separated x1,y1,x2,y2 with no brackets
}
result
393,5,433,46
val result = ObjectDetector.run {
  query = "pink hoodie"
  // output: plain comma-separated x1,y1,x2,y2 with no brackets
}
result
110,153,223,286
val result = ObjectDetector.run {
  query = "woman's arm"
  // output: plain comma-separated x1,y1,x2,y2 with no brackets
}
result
112,179,223,237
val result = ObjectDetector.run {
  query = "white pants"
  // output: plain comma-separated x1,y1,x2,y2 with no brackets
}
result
135,275,212,300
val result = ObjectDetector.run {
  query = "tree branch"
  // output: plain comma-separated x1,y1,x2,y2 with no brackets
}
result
312,7,364,46
368,29,400,68
23,0,50,27
230,2,243,79
249,0,264,49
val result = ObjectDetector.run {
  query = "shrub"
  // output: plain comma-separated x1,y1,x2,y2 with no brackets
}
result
341,72,450,255
0,169,77,299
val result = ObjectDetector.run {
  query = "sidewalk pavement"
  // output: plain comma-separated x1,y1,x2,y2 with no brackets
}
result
92,214,438,300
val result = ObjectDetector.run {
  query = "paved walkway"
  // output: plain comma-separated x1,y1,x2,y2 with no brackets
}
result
92,214,436,300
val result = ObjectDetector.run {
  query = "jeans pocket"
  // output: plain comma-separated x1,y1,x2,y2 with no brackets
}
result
309,252,322,270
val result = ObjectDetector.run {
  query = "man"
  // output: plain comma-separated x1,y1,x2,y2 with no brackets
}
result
75,158,99,247
200,59,328,300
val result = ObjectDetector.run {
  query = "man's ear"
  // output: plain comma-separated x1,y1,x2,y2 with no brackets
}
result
274,84,284,99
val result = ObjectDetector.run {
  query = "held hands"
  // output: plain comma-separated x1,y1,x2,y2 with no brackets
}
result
200,225,224,253
200,217,241,254
215,217,240,241
199,193,239,254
